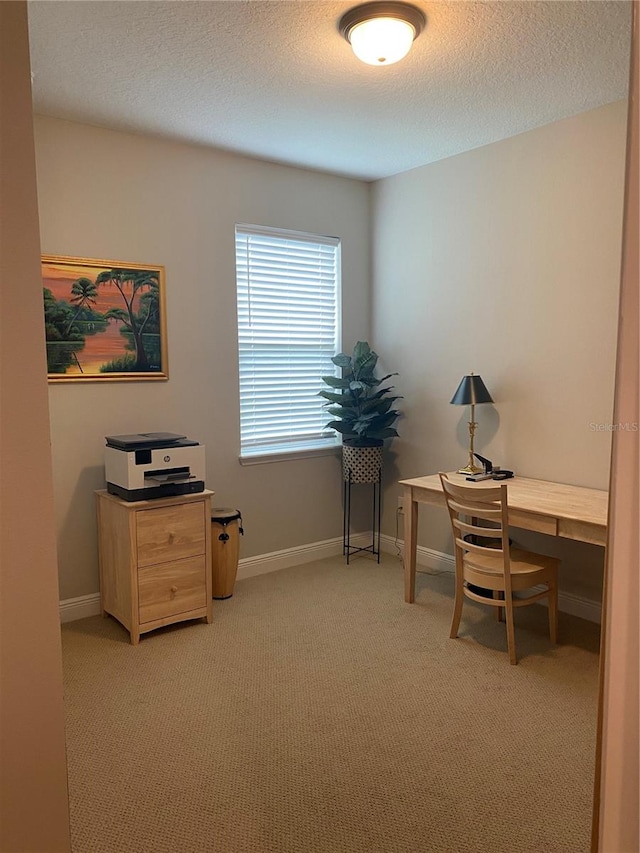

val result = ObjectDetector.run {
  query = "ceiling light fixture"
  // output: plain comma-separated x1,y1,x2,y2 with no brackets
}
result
339,1,426,67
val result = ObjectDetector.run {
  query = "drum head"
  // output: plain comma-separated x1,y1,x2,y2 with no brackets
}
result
211,508,241,523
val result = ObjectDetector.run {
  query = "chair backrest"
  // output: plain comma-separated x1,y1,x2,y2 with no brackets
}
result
439,473,512,593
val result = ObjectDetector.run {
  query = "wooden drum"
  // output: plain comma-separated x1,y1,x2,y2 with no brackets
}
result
211,508,243,600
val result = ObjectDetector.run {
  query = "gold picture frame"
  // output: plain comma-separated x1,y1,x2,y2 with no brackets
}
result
42,255,168,382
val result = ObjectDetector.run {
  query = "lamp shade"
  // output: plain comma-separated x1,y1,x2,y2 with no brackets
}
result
450,374,493,406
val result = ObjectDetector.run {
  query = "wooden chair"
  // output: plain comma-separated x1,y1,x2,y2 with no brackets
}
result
439,473,559,665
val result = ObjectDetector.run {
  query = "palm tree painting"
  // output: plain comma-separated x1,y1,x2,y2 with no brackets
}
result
64,277,99,338
42,255,168,382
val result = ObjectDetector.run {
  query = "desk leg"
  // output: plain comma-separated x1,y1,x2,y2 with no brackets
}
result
403,486,418,603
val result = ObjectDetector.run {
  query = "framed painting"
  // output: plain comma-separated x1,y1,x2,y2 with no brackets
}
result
42,255,168,382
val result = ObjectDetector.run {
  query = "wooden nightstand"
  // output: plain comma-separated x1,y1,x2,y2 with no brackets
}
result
96,489,213,644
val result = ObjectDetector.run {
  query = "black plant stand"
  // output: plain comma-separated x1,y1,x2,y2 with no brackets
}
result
343,466,381,564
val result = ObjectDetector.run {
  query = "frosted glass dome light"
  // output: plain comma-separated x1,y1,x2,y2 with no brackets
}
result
339,2,426,67
349,17,415,65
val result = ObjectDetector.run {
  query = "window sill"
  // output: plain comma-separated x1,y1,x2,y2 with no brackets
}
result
239,445,341,466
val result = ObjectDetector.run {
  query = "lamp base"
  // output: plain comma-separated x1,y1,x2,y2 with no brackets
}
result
457,463,483,475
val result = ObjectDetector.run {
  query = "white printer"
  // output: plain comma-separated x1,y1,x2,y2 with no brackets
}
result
105,432,205,501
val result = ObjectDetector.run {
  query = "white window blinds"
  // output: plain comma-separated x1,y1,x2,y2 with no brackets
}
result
235,224,341,458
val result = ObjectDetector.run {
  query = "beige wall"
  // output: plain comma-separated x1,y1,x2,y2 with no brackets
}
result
0,4,70,850
34,117,371,600
372,102,628,603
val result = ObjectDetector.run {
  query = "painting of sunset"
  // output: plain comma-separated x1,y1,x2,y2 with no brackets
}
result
42,256,168,381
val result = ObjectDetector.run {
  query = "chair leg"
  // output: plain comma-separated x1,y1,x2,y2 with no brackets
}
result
504,596,517,665
450,571,464,639
548,577,558,644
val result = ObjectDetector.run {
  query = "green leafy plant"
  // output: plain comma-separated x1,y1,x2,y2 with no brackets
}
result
319,341,401,447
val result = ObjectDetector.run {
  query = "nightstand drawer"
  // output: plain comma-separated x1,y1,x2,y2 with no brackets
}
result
136,501,205,567
138,556,207,623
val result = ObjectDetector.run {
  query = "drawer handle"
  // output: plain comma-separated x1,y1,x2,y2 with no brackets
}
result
168,532,175,544
170,586,178,596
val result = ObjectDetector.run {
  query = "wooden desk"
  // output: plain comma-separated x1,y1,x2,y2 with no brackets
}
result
400,473,608,603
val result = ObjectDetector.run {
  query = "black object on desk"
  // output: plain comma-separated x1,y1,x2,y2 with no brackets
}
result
466,453,514,481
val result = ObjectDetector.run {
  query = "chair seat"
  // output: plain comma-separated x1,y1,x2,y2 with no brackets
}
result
463,547,559,592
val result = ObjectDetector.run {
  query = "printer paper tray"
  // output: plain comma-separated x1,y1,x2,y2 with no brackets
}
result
107,480,205,502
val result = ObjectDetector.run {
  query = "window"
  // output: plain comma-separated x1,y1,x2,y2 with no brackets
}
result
235,224,341,461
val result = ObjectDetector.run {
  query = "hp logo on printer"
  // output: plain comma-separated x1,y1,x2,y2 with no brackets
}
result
164,455,171,462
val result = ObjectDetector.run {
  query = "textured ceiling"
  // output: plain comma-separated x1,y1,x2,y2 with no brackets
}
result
27,0,631,181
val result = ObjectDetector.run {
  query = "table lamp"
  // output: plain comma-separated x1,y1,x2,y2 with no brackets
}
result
450,373,494,474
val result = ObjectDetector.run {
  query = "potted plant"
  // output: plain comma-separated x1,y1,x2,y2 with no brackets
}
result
319,341,401,483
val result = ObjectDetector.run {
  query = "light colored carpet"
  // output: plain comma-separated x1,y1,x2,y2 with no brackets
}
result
61,554,600,853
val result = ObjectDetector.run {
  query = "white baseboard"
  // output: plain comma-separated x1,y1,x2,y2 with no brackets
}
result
58,532,600,625
60,592,102,623
528,585,602,624
237,533,372,580
379,533,454,572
